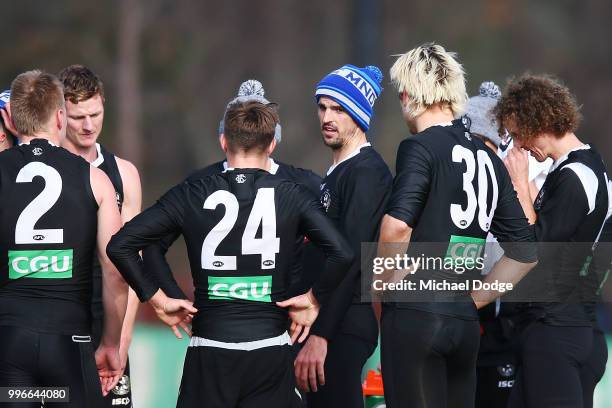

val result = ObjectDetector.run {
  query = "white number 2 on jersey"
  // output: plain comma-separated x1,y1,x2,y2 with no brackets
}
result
15,162,64,244
450,146,499,232
201,188,280,270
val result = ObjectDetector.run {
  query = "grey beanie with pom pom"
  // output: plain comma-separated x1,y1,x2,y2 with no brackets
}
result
464,81,503,146
218,79,282,143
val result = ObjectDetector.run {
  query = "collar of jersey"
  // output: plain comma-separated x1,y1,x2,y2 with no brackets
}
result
431,121,453,127
222,158,279,175
549,144,591,173
91,143,104,168
326,142,371,176
18,138,58,147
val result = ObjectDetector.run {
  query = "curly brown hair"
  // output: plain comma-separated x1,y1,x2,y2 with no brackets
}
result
58,65,105,104
493,74,581,143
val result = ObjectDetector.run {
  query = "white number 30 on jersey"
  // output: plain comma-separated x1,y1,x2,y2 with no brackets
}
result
450,145,499,232
201,188,280,270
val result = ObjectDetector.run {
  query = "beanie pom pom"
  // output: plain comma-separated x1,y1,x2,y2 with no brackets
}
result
479,81,501,99
364,66,383,84
238,79,265,98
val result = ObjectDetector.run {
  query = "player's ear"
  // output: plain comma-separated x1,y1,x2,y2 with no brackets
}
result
399,91,414,113
218,133,225,150
56,108,66,132
219,133,229,153
266,138,277,155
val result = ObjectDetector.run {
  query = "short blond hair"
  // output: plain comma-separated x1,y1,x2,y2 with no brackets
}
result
10,70,64,136
390,42,467,118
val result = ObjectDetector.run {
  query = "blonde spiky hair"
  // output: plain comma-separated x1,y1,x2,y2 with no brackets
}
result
390,42,468,119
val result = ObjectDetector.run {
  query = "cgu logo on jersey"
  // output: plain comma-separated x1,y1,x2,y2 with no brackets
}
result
208,275,272,302
445,235,485,267
32,147,43,156
8,249,73,279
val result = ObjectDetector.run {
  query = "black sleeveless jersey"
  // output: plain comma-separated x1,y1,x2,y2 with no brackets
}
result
93,143,124,210
385,120,537,319
142,159,322,299
0,139,98,334
521,146,609,326
89,143,124,341
108,169,352,342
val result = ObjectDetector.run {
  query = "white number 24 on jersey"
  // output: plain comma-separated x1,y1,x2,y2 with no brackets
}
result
451,145,499,232
201,188,280,270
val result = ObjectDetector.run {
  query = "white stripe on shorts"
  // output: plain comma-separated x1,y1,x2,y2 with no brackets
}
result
189,331,291,351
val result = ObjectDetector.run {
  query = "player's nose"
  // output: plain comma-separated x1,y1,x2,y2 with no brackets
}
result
83,116,94,131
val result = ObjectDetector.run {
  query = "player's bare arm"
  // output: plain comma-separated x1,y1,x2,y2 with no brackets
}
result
471,255,537,309
90,165,129,395
115,156,144,364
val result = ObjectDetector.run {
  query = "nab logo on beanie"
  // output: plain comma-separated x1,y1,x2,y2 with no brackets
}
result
332,68,379,106
315,64,383,132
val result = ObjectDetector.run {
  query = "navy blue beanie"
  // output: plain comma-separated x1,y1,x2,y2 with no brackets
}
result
315,65,383,131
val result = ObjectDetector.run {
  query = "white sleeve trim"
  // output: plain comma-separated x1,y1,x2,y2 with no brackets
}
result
91,143,104,167
562,162,598,214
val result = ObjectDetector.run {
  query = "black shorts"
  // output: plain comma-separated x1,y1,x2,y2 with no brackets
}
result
0,326,103,408
380,306,480,408
101,360,132,407
580,328,608,408
475,320,517,408
91,314,133,407
476,361,516,408
177,343,302,408
509,322,593,408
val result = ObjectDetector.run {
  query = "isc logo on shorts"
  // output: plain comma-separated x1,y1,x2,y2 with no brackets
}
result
208,275,272,302
111,397,131,406
8,249,73,279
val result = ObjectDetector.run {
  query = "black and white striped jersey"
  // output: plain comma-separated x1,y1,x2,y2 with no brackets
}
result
525,145,609,325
